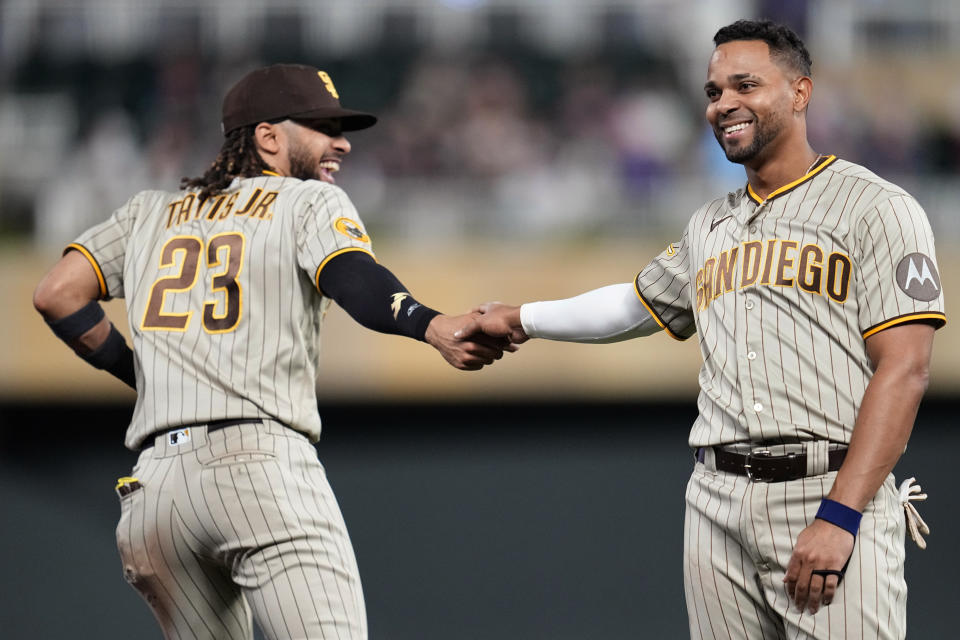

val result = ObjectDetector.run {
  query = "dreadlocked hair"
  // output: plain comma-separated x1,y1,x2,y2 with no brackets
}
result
180,126,271,202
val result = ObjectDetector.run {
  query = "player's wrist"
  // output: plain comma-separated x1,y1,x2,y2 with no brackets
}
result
815,498,862,538
412,306,442,342
81,323,136,389
423,313,449,346
518,302,539,338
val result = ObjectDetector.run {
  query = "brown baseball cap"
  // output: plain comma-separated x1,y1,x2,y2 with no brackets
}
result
221,64,377,136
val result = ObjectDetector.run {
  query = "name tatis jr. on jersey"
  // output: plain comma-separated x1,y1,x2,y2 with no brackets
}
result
695,238,852,312
166,188,279,229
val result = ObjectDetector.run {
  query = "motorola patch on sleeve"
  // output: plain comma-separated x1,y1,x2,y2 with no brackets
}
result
895,253,941,301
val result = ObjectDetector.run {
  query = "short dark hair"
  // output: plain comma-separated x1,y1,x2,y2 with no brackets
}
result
714,19,812,77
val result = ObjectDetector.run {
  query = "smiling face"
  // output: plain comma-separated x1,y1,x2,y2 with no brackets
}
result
281,119,351,184
704,40,806,167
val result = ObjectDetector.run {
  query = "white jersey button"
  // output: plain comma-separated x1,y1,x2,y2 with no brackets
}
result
749,225,758,234
745,300,755,310
747,351,757,360
753,402,763,412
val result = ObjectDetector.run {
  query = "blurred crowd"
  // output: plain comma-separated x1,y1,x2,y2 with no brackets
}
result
4,3,960,248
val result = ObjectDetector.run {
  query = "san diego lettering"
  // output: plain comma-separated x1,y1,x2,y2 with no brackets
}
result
695,239,852,311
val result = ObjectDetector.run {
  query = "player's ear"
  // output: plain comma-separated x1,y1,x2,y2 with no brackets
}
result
792,76,812,114
253,121,282,155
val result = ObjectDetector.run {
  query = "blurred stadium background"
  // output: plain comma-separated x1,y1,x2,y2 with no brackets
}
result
1,0,957,638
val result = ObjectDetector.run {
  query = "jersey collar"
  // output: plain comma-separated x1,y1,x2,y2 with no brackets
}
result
746,154,837,205
262,169,281,177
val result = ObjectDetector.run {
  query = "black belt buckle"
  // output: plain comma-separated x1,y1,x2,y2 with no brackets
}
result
744,449,774,482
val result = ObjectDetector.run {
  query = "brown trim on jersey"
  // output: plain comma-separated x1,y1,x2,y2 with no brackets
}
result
633,277,687,341
64,242,108,299
746,155,838,205
862,311,947,339
314,247,376,293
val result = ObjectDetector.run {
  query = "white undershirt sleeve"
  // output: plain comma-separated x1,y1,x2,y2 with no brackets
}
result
519,282,662,343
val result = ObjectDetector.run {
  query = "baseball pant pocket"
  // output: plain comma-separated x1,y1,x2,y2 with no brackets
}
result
195,429,279,466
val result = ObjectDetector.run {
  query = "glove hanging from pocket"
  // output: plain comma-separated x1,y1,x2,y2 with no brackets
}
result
898,476,930,550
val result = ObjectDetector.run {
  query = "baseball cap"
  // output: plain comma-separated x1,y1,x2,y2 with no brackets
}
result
221,64,377,136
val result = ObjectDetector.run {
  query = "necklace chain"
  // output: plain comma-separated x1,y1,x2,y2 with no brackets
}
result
806,154,825,174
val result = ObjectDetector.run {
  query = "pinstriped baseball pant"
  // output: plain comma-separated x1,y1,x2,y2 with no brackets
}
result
115,421,367,640
683,462,907,640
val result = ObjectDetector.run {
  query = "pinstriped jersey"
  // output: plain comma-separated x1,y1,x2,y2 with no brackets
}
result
635,156,946,447
68,173,375,449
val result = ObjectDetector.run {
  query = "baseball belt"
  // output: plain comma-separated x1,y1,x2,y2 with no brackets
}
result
695,445,847,482
141,418,263,451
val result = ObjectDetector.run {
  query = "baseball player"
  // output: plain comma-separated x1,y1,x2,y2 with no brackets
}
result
32,64,509,639
462,20,945,639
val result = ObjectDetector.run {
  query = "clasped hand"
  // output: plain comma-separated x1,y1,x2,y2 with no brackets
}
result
424,303,527,370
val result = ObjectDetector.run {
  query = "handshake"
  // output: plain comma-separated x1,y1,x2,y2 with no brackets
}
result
424,302,528,371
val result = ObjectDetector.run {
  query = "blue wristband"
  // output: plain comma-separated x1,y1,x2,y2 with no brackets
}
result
815,498,862,537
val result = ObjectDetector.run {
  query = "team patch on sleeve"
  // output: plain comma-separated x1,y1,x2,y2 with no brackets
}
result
334,217,370,243
895,253,941,301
